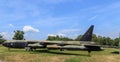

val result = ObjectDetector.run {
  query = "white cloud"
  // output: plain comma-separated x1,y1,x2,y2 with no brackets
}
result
96,2,120,13
48,33,66,37
57,33,66,36
0,32,13,40
23,26,40,32
48,34,56,36
57,29,81,39
88,15,98,21
9,24,14,27
35,16,75,27
47,29,80,38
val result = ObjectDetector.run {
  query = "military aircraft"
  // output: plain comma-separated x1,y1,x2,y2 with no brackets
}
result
2,25,102,52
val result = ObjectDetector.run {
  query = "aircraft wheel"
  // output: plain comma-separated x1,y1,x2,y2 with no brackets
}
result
60,48,64,51
25,47,31,51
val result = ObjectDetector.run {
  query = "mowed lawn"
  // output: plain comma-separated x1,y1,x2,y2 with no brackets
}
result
0,45,120,62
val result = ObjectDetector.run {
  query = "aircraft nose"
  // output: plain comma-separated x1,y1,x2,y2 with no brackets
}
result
2,42,5,46
2,42,7,47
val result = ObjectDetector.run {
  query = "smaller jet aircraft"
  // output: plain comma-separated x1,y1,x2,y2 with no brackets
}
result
2,25,103,53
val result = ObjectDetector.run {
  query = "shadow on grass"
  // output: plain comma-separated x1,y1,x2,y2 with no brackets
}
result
30,49,90,57
111,51,120,54
5,48,26,52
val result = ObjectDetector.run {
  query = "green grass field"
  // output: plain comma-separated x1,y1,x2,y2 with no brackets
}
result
0,45,120,62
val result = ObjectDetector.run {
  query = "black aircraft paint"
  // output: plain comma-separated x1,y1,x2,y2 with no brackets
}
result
80,25,94,41
2,42,27,48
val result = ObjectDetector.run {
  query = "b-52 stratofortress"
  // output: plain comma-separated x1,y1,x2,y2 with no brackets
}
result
2,25,102,53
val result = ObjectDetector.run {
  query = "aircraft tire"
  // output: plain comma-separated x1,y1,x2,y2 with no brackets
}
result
25,47,31,51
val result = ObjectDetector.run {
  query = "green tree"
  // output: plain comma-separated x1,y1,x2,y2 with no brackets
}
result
105,37,113,46
47,33,120,47
47,35,74,41
113,38,119,46
12,30,25,40
0,35,6,44
92,34,98,42
97,36,103,45
47,36,56,41
75,35,82,41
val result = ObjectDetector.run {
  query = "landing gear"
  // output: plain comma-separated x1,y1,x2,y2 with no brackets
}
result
25,47,31,51
25,47,36,51
88,50,91,56
60,48,64,51
60,46,64,51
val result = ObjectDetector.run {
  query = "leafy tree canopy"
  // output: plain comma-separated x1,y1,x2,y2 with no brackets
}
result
47,34,120,47
0,35,6,44
12,30,25,40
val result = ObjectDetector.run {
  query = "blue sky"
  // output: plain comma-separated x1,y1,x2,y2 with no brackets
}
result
0,0,120,40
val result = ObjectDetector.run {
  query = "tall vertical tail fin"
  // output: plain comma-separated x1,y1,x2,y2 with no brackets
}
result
80,25,94,41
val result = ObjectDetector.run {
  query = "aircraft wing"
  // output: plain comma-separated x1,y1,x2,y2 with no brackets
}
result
47,45,102,51
27,41,82,46
47,45,86,50
3,25,101,51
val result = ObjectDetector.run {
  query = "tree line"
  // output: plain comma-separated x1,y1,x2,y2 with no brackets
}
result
0,30,25,44
0,30,120,47
91,34,119,46
47,35,74,41
47,34,120,46
0,35,6,44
